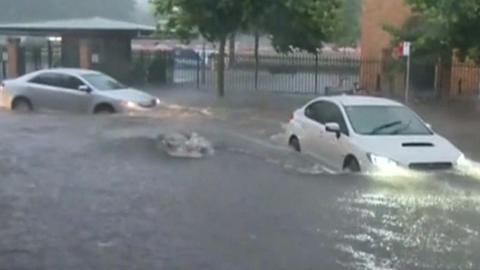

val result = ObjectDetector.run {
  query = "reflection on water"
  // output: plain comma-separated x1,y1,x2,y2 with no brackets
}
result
335,174,480,270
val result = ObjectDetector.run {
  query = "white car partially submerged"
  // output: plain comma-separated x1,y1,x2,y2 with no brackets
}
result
0,68,160,114
287,95,464,173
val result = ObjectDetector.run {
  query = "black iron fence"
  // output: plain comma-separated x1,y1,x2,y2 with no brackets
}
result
132,51,373,95
2,45,479,98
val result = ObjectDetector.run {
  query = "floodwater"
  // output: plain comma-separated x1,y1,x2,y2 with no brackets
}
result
1,90,480,270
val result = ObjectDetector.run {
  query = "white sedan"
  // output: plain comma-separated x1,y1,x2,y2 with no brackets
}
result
287,95,464,172
0,68,160,114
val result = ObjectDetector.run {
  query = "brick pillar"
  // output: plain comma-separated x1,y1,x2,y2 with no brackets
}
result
360,0,411,90
6,38,20,78
79,38,92,69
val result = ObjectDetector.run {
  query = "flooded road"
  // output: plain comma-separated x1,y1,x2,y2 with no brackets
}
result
1,92,480,270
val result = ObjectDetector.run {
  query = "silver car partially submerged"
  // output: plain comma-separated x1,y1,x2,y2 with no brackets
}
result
0,68,160,114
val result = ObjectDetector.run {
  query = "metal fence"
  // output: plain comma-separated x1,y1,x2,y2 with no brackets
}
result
3,45,479,98
132,51,371,95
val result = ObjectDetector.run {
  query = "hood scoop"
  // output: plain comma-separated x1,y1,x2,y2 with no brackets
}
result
402,142,434,147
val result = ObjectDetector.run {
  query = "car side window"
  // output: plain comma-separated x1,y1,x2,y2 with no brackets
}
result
305,101,327,124
323,102,349,136
305,104,316,120
61,75,85,90
29,73,64,88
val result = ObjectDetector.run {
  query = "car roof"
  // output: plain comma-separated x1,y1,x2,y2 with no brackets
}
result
13,68,104,82
40,68,101,76
311,95,404,107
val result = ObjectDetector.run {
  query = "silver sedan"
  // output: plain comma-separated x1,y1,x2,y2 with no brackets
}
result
0,68,160,114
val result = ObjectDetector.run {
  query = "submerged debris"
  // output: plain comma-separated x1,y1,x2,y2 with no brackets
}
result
158,132,214,158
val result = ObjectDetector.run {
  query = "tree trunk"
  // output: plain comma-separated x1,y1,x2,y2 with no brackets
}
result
228,33,236,68
254,29,260,90
217,37,226,97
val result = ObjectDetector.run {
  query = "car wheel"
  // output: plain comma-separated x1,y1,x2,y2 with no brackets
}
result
12,97,33,113
344,156,361,173
289,136,301,152
94,104,115,114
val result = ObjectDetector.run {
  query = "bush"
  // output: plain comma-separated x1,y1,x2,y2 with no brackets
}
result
129,54,148,84
147,52,174,84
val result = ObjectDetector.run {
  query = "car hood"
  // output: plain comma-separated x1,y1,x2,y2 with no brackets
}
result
353,134,462,166
98,88,154,103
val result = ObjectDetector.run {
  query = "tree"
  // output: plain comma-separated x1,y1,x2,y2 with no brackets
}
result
241,0,274,89
228,33,236,67
0,0,136,22
154,0,340,97
154,0,245,97
332,0,361,47
243,0,340,88
262,0,340,53
388,0,480,62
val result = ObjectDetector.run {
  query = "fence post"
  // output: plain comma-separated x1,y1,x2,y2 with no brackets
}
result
314,52,319,95
201,42,206,85
1,49,6,79
196,54,200,89
47,40,53,68
254,30,259,90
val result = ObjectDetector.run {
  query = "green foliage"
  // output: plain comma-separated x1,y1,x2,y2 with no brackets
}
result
388,0,480,62
155,0,340,53
263,0,341,53
153,0,245,42
129,54,148,84
147,53,175,84
332,0,361,46
0,0,135,22
153,0,341,96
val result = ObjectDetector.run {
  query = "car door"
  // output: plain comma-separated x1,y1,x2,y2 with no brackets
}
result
321,102,351,170
54,74,93,113
300,101,330,164
27,72,65,111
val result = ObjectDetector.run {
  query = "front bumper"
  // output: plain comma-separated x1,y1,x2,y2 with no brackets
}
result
361,153,461,174
117,98,161,113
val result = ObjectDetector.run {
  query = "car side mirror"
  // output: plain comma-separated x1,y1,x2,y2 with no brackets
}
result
78,85,91,93
325,122,341,139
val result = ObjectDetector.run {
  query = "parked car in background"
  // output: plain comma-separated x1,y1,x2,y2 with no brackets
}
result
0,68,160,114
287,95,464,173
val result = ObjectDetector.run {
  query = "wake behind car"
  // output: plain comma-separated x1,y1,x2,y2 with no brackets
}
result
287,95,464,173
0,68,160,114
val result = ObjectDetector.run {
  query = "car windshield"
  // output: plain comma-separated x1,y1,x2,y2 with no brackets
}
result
81,73,126,91
345,105,432,135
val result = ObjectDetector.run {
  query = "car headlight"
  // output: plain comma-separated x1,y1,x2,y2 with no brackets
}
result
457,154,470,167
367,153,400,169
121,101,137,108
155,98,161,105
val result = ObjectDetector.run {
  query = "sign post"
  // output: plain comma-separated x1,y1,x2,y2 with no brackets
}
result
403,42,411,103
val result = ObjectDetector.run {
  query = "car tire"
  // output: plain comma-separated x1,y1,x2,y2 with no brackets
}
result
344,156,361,173
289,136,301,152
94,104,115,114
12,97,33,113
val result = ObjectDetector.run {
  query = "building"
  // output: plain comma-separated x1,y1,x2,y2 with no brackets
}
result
360,0,480,98
0,17,154,81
